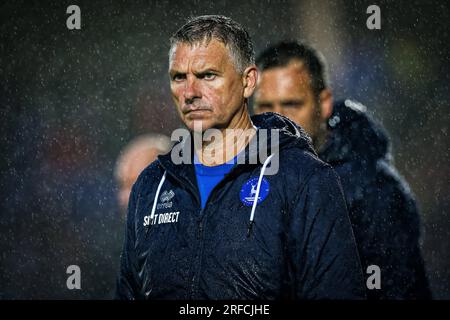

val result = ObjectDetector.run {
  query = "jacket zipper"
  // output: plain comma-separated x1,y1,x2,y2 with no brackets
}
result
160,165,254,299
197,220,203,240
190,208,205,299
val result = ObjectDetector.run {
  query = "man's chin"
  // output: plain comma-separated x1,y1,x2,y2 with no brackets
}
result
186,119,216,133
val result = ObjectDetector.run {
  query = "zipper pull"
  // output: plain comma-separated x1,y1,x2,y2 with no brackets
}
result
247,221,254,238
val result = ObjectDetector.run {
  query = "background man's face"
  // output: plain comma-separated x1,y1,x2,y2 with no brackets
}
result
169,39,246,132
116,147,160,214
254,60,322,139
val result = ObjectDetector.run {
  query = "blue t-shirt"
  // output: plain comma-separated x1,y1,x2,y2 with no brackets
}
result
194,154,237,209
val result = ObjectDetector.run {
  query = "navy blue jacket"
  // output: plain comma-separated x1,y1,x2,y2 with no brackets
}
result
116,113,365,300
319,100,431,299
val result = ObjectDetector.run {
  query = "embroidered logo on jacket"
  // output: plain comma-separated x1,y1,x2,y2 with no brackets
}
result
143,211,179,226
160,190,175,202
157,189,174,209
240,177,270,206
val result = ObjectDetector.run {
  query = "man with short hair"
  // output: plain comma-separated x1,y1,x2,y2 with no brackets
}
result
116,16,365,300
254,41,431,299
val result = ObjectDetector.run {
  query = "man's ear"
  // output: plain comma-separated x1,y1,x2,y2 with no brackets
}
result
319,89,333,120
243,65,258,99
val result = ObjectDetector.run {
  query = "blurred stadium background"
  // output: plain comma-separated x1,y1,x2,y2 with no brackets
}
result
0,0,448,299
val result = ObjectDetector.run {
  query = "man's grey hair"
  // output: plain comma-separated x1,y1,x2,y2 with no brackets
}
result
169,15,255,74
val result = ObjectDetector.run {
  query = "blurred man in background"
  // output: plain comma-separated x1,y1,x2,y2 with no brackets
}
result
254,41,431,299
115,133,172,216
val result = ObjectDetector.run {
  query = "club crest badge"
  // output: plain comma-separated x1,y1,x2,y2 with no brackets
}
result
240,177,270,206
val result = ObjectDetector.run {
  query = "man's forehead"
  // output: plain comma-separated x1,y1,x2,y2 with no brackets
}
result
262,60,311,87
169,39,229,70
256,61,311,99
262,60,308,78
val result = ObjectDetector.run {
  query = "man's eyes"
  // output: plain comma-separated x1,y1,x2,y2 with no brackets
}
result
256,101,304,110
171,73,216,81
282,101,304,108
172,74,186,81
200,72,216,80
256,104,273,110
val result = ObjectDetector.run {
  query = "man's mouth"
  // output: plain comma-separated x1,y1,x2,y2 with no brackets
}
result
185,109,212,121
187,109,210,113
182,105,212,114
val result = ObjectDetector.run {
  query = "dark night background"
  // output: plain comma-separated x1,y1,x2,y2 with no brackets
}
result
0,0,448,299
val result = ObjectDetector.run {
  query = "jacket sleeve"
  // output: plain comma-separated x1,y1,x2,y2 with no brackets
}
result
115,181,141,299
353,163,432,299
290,165,366,299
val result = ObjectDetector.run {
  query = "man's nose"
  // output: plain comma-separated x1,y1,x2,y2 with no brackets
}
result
184,76,201,102
273,104,283,114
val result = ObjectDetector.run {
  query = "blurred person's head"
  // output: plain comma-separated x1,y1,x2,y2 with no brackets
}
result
115,134,171,214
168,15,257,132
254,41,333,148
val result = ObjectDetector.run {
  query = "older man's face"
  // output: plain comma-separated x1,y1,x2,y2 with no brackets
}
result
169,39,248,132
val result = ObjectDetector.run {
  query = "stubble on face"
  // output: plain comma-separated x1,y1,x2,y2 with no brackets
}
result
169,39,248,133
